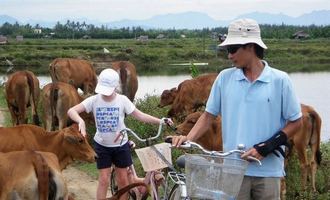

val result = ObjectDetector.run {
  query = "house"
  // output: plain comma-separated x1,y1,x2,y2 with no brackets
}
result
16,35,24,42
156,34,165,39
292,31,310,39
82,35,91,39
34,28,42,34
137,35,148,42
0,35,8,44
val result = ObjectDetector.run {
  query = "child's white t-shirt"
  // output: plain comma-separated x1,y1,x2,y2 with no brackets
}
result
82,93,135,147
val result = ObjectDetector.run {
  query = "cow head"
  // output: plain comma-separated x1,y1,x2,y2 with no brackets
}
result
158,87,177,108
62,124,96,163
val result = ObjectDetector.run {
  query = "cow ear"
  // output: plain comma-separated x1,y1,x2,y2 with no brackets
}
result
65,135,79,144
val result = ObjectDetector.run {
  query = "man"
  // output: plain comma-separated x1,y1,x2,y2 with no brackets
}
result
172,18,302,200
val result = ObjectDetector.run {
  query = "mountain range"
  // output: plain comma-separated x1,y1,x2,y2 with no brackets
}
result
1,10,329,29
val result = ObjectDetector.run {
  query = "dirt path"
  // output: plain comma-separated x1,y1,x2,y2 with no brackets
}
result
62,166,98,200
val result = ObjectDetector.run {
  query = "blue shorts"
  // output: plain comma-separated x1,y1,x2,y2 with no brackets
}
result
94,141,133,169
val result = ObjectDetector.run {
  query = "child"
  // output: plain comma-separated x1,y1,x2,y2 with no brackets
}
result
67,68,172,200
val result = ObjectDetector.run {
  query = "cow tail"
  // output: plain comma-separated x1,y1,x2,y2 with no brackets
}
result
26,72,40,125
48,170,57,200
31,151,50,200
309,109,322,165
49,59,58,82
50,83,59,131
119,62,130,100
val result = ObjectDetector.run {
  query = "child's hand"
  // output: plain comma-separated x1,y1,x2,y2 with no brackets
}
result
78,120,87,137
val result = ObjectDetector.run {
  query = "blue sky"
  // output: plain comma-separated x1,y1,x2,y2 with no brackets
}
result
2,0,330,22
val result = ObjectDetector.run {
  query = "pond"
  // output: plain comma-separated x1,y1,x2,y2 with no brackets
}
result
2,72,330,142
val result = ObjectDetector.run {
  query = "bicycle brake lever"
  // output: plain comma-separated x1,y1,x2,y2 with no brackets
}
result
247,156,262,165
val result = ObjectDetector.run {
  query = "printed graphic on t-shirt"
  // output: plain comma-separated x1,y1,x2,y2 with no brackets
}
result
96,107,119,133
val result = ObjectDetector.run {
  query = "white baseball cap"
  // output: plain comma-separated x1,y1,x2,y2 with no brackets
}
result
95,68,119,96
219,18,267,49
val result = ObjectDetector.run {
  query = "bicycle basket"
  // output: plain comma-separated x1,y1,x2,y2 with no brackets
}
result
135,143,172,172
185,154,248,200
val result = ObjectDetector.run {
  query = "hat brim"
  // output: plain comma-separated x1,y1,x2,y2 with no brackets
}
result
219,37,267,49
95,84,115,96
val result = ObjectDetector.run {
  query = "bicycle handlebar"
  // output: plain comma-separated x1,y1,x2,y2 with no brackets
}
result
165,137,262,165
119,117,171,143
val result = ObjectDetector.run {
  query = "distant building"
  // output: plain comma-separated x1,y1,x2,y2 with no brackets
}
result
82,35,91,39
34,29,42,34
180,34,186,38
156,34,165,39
16,35,24,42
0,35,8,44
137,35,148,42
292,31,310,39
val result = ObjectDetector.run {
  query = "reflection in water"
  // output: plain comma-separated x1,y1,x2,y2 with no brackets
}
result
2,72,330,142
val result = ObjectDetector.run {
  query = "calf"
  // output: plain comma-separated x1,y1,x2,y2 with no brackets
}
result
168,73,217,119
5,70,40,125
0,151,69,200
175,111,222,151
281,104,322,199
41,82,93,131
158,87,178,108
0,123,96,170
288,104,322,191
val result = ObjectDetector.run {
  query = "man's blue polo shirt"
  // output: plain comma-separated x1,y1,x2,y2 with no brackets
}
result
206,61,302,177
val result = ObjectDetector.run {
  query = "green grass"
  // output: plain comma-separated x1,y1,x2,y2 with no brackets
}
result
1,38,330,75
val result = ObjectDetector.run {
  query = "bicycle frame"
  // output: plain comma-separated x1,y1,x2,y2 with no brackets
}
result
111,118,172,200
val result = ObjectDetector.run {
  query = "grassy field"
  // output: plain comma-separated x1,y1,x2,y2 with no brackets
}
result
1,38,330,75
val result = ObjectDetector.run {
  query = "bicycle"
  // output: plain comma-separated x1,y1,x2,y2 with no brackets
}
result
164,139,261,200
110,118,175,200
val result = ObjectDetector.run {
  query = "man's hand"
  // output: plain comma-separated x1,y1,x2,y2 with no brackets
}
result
253,130,288,158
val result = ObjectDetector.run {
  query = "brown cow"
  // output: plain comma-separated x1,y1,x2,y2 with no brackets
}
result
158,87,178,108
283,104,322,194
110,61,138,102
49,58,97,95
175,111,222,151
167,73,217,119
0,151,69,200
41,82,93,131
0,123,96,170
5,70,40,126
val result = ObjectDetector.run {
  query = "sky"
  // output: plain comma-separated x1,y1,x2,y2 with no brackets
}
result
2,0,330,22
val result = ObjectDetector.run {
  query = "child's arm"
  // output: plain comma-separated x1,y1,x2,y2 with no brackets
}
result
130,108,161,124
67,103,87,137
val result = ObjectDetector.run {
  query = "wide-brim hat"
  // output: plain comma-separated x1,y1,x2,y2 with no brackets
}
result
219,18,267,49
95,68,119,96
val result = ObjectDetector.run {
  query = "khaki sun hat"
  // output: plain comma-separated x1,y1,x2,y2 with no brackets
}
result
95,68,119,96
219,18,267,49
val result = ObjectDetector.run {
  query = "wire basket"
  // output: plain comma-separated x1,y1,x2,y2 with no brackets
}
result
185,154,248,200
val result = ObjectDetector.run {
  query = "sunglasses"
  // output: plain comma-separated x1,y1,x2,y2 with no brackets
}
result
226,45,244,54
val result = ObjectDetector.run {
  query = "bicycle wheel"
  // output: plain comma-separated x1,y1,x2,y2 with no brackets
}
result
110,168,136,199
168,184,190,200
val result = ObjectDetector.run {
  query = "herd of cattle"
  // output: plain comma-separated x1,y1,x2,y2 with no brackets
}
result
0,57,323,199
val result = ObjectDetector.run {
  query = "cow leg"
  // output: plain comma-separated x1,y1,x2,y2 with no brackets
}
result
30,95,40,126
8,104,19,126
58,116,67,130
310,144,318,192
45,115,53,131
295,144,308,190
